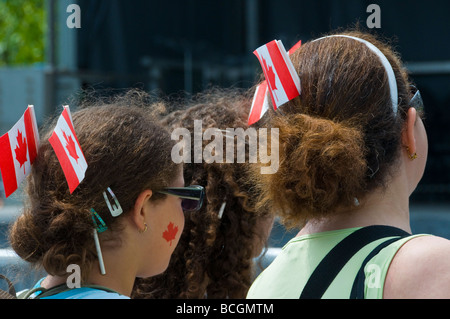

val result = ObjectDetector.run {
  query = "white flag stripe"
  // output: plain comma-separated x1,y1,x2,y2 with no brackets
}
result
63,105,73,124
277,40,301,94
248,82,269,125
249,84,264,115
28,105,40,146
261,94,269,115
7,115,31,187
257,85,269,118
255,45,290,107
53,113,87,182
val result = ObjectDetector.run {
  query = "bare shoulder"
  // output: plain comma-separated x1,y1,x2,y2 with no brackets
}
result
384,235,450,298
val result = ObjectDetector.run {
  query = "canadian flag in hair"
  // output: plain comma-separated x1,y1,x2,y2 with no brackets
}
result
248,40,301,125
0,106,39,197
49,105,88,193
248,81,270,126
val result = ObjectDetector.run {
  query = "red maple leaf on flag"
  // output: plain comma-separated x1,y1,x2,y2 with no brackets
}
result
62,130,79,163
14,130,28,174
262,57,278,102
162,222,178,246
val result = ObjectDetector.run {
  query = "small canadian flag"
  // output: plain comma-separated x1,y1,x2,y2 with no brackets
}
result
49,105,88,193
253,39,301,110
248,40,302,125
0,106,39,197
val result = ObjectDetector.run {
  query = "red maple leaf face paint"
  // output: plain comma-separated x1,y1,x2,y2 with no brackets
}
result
162,222,178,246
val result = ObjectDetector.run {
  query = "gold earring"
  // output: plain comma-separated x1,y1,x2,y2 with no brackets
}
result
139,223,148,233
406,147,418,161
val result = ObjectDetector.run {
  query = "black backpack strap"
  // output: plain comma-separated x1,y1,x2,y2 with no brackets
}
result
299,225,410,299
350,232,411,299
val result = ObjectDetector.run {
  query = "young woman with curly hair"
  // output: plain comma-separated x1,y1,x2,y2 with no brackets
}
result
8,90,201,299
132,89,273,299
247,30,450,299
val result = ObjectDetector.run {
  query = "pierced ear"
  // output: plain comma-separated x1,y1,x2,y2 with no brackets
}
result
130,190,153,231
402,107,417,155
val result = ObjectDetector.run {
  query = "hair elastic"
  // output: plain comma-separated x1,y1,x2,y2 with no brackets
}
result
313,35,398,116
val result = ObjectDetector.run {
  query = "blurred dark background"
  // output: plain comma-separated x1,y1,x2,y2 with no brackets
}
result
75,0,450,203
0,0,449,205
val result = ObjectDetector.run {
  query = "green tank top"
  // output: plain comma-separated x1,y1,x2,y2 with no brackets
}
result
247,227,425,299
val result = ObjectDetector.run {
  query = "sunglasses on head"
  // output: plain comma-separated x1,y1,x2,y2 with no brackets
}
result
157,185,205,212
409,85,424,112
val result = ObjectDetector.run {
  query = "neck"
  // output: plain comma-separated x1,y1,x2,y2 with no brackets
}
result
87,239,138,297
298,169,413,236
41,239,138,297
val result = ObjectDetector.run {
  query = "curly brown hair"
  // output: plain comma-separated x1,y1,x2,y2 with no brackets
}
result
252,30,420,229
9,90,180,283
132,88,272,299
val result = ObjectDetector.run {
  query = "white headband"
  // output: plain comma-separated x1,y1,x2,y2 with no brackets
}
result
313,35,398,115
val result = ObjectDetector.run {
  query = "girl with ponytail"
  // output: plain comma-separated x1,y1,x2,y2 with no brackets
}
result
247,30,450,299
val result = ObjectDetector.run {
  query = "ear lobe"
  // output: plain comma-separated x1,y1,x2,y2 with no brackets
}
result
130,190,153,231
402,107,417,155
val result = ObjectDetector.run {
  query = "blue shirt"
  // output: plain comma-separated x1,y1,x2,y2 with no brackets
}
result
28,278,130,299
